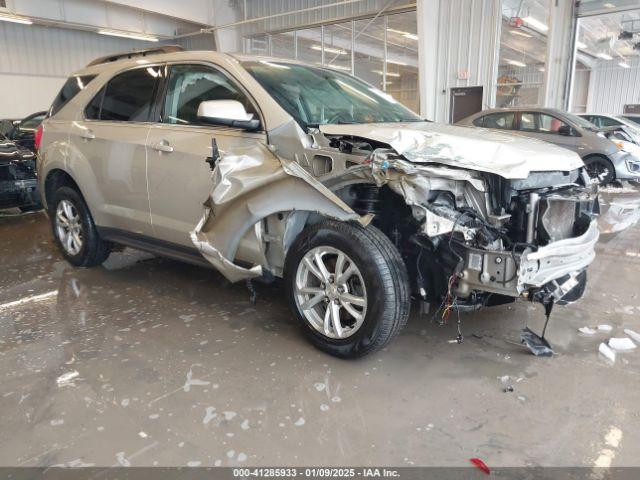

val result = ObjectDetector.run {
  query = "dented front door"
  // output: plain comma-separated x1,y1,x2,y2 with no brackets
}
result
145,62,267,247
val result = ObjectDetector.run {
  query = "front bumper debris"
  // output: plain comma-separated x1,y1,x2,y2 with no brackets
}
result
519,219,599,288
455,219,599,300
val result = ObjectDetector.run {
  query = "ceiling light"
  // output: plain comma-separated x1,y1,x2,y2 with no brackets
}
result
522,16,548,32
386,59,408,66
0,12,33,25
597,52,613,60
311,45,347,55
387,28,418,40
373,70,401,77
506,59,527,67
604,3,616,8
98,29,158,42
539,67,546,72
619,61,630,68
509,30,532,38
576,40,587,49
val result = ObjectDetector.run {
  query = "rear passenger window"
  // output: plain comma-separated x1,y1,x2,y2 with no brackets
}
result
50,75,97,117
472,117,484,127
90,67,160,122
482,112,514,130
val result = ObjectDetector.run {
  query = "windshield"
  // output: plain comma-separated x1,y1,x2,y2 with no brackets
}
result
242,60,422,129
623,115,640,127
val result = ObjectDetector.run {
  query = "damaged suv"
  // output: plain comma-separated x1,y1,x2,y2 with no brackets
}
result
39,47,599,358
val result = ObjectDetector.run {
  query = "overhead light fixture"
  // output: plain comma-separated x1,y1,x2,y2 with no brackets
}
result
576,40,587,49
387,28,418,40
373,70,401,77
0,12,33,25
539,67,546,72
98,29,158,42
596,52,613,60
604,3,616,8
523,16,548,32
311,45,347,55
619,61,630,68
506,59,527,67
509,30,532,38
386,59,408,66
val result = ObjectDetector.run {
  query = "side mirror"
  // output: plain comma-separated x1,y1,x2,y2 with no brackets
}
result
558,125,573,136
197,100,261,131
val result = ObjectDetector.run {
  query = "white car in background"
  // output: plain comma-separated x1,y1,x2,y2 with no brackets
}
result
578,113,640,142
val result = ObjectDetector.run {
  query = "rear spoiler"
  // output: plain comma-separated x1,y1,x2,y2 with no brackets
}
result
86,45,184,67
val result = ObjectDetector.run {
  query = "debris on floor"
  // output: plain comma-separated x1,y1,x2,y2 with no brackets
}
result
499,375,514,393
578,326,596,335
624,328,640,344
599,342,616,363
521,327,554,357
608,337,636,351
56,370,79,387
597,324,613,332
469,457,491,475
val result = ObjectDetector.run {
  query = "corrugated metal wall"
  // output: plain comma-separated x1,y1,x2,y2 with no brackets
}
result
587,58,640,114
0,22,158,78
430,0,501,123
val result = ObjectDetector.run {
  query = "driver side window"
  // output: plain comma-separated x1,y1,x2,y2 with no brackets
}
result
162,64,256,125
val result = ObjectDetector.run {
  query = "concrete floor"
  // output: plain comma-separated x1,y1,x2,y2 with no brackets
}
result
1,187,640,469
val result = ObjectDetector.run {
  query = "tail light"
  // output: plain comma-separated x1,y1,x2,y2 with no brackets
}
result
34,124,44,152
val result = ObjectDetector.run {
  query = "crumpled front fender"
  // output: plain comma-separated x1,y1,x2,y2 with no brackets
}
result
191,142,370,283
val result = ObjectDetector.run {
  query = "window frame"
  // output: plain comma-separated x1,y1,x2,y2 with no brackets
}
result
82,64,164,124
157,61,266,133
516,112,574,136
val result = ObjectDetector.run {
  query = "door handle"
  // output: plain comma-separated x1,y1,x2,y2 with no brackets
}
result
81,129,95,140
151,140,174,153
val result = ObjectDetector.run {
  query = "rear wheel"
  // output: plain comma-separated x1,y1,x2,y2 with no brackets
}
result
584,156,615,185
50,186,111,267
284,220,410,358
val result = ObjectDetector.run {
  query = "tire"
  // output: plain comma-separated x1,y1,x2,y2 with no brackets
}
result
50,186,111,267
284,220,410,359
584,156,615,185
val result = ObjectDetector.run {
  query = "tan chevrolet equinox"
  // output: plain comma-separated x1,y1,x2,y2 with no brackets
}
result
38,46,600,358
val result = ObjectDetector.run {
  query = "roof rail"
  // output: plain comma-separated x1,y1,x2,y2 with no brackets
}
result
86,45,185,67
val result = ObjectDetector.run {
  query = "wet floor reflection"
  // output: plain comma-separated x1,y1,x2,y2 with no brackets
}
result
1,185,640,468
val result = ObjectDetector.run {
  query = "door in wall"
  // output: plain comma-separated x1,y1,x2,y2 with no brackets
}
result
450,86,483,124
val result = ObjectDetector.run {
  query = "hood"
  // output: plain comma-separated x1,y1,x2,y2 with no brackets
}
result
319,122,584,179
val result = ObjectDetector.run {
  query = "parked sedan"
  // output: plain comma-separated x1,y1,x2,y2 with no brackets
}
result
457,107,640,184
0,133,41,211
7,111,47,152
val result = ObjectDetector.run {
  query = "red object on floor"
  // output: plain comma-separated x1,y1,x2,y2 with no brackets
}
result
470,458,490,475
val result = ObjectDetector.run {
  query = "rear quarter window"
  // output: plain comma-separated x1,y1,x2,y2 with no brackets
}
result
50,75,97,117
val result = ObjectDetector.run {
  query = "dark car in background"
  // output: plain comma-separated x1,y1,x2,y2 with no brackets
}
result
0,133,41,212
7,111,47,152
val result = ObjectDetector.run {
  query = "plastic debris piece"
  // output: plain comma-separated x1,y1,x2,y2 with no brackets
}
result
470,458,490,475
521,327,554,357
624,329,640,344
597,324,613,332
578,326,596,335
608,337,636,351
599,342,616,363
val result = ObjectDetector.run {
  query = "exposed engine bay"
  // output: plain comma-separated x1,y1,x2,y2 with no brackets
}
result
288,128,599,312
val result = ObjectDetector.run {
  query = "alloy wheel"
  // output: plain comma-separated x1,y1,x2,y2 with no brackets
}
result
294,246,367,339
55,199,83,256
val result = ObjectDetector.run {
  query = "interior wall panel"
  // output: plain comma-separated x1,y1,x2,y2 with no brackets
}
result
0,22,155,118
586,58,640,114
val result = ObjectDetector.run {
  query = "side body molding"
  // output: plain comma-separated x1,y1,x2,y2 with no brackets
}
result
191,140,370,283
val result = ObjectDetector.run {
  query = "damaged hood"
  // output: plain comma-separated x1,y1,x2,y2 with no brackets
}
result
319,122,584,179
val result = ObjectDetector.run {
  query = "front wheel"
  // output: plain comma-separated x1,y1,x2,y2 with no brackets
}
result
584,156,615,185
284,220,410,358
